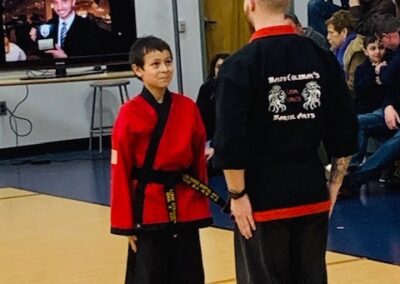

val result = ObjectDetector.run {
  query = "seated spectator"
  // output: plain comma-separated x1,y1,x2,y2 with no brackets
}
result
340,14,400,195
354,36,387,114
285,12,330,50
326,10,365,97
4,35,26,62
308,0,349,36
348,0,396,36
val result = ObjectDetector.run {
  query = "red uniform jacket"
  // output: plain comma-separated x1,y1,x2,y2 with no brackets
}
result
110,88,212,235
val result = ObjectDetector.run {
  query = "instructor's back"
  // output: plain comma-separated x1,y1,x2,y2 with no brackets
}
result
213,1,358,283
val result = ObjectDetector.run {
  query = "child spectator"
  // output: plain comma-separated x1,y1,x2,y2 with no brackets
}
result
354,36,387,114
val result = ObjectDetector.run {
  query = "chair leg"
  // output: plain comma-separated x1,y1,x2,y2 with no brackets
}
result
118,85,124,104
123,85,129,101
99,87,103,154
89,87,97,150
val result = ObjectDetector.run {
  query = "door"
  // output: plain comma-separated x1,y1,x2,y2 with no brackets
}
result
202,0,250,73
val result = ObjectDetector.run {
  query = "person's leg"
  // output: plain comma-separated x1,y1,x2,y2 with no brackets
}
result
235,221,291,284
290,213,329,284
353,129,400,185
351,109,388,168
308,0,342,36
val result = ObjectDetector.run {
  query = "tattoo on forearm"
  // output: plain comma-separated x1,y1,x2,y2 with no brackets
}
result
329,156,352,184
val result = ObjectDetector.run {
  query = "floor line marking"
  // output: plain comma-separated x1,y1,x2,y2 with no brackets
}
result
206,278,236,284
327,258,366,266
0,193,41,201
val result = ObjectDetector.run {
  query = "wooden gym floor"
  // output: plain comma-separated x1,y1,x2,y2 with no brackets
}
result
1,187,399,284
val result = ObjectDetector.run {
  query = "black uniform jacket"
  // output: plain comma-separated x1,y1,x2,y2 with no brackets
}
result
214,25,358,222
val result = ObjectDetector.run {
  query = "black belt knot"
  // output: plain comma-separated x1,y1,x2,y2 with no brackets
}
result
131,167,189,188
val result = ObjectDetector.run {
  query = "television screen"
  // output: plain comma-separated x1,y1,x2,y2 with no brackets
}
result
0,0,136,73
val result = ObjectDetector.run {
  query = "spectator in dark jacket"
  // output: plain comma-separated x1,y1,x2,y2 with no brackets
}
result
354,36,387,114
285,12,330,50
349,0,396,36
308,0,349,36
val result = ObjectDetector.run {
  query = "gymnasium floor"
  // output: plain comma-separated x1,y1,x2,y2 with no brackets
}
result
1,150,399,283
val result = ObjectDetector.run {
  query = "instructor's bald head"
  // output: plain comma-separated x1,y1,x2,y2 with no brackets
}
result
252,0,290,12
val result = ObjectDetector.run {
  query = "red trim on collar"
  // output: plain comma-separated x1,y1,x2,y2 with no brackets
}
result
250,25,297,42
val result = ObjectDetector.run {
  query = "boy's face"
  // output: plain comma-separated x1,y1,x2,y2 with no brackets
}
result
364,41,385,64
133,50,174,91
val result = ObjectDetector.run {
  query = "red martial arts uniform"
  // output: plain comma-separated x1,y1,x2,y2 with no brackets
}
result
110,88,212,235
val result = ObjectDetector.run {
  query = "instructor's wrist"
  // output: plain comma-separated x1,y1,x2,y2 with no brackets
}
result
228,188,247,200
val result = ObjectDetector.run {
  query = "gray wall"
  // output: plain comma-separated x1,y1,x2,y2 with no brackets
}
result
0,0,204,149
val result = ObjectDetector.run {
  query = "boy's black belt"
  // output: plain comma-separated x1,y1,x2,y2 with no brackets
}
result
131,167,226,223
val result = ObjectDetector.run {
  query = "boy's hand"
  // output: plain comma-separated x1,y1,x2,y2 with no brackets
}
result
374,61,387,75
128,235,138,252
205,147,215,161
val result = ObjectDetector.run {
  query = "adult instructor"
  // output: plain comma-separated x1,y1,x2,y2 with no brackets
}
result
213,0,358,283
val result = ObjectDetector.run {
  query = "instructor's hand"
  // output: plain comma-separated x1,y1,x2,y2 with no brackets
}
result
230,194,256,239
128,235,138,253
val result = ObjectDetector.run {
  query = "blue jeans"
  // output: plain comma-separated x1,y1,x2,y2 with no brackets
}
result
351,108,400,185
308,0,342,36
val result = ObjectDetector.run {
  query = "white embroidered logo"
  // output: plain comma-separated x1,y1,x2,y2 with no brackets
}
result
301,81,321,110
268,85,287,113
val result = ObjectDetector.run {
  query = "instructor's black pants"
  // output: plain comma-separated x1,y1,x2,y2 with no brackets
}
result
235,213,329,284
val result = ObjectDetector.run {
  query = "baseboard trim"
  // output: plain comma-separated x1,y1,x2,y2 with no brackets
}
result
0,136,111,160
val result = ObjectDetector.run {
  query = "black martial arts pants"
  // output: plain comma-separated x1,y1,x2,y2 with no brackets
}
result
125,228,204,284
235,213,329,284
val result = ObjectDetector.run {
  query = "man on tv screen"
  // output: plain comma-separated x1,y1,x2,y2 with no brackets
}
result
31,0,110,58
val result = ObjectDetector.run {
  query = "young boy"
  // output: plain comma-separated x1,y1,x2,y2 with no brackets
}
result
110,36,212,283
354,36,387,114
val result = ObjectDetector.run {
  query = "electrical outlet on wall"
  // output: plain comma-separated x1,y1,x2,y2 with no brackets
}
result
0,101,7,116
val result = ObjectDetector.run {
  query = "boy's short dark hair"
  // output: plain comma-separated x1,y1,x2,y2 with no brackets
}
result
129,36,173,68
363,36,378,49
373,14,400,38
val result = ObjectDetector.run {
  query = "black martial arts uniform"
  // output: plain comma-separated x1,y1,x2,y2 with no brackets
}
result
214,25,358,284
